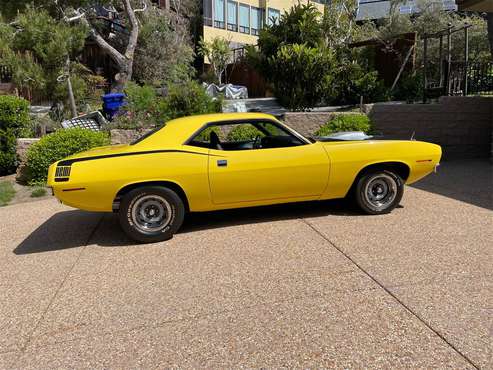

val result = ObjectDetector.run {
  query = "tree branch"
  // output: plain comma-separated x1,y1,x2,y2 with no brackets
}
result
82,16,128,67
134,1,148,13
123,0,140,60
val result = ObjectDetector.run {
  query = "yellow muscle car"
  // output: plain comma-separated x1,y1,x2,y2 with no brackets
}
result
47,112,441,243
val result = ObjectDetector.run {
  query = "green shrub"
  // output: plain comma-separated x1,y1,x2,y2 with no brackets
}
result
158,80,222,122
30,186,47,198
0,129,17,176
393,73,423,103
326,62,389,105
194,126,222,142
26,128,110,183
109,82,161,129
125,82,159,113
0,95,30,175
0,95,30,134
314,114,373,136
226,124,263,141
268,44,334,111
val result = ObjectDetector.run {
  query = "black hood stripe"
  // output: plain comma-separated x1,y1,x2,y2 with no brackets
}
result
58,149,215,166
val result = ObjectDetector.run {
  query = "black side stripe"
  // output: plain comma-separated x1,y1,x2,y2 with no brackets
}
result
58,149,217,166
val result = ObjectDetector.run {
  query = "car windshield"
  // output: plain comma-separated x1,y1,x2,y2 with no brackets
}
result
130,124,166,145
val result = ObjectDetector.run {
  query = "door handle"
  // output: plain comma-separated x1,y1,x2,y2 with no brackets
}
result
217,159,227,167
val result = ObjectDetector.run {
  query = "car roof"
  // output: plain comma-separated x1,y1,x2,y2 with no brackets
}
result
166,112,277,129
134,112,279,147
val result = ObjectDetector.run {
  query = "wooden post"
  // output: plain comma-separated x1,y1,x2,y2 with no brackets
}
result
438,35,443,88
446,23,452,96
423,36,428,104
390,45,415,93
463,24,469,96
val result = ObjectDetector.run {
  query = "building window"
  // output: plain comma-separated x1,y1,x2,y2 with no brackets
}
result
227,1,238,31
251,6,263,35
214,0,225,28
267,8,280,26
204,0,213,26
239,4,250,34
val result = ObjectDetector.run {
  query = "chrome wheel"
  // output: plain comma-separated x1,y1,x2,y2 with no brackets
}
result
363,173,397,211
131,195,172,233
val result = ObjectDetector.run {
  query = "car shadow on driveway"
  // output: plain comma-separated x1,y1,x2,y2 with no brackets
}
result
13,199,362,254
411,159,492,211
182,199,358,233
13,211,105,254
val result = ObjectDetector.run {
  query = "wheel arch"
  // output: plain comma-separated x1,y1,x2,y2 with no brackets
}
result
113,180,190,212
358,161,410,180
346,161,410,197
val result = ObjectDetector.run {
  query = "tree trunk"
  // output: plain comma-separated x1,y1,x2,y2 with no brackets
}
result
66,57,77,118
78,0,141,91
488,13,493,60
119,0,140,90
113,61,133,92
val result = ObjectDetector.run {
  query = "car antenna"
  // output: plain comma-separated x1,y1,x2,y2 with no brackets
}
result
410,131,415,141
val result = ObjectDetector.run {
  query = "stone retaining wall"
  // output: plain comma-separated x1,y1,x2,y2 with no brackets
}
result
15,138,40,183
110,129,152,145
16,138,40,164
282,112,354,137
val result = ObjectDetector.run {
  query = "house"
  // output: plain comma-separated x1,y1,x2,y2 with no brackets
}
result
200,0,325,50
198,0,326,96
356,0,457,20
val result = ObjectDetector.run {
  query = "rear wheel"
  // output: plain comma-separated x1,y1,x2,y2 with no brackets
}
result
119,186,185,243
355,170,404,215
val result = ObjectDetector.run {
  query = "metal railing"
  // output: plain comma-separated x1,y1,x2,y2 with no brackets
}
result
0,65,12,83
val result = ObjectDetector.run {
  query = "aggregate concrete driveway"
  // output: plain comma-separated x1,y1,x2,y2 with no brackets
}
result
0,160,491,369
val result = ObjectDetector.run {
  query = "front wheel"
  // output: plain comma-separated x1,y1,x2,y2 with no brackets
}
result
119,186,185,243
355,170,404,215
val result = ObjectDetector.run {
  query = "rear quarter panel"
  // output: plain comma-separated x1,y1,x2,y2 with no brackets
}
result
49,147,210,212
321,140,441,199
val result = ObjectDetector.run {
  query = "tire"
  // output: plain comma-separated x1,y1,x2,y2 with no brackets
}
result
118,186,185,243
355,169,404,215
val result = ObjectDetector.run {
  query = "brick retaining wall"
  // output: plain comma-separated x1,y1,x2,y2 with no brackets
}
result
368,97,493,160
282,97,492,160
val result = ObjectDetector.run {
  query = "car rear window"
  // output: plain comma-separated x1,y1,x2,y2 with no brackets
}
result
130,124,166,145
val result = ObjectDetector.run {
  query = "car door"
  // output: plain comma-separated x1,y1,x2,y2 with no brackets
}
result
207,122,329,205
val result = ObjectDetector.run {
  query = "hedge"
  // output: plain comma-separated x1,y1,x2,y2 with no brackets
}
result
25,128,110,184
314,114,373,136
226,124,263,142
0,95,30,175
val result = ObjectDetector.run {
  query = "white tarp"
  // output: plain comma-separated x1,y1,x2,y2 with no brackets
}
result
205,83,248,99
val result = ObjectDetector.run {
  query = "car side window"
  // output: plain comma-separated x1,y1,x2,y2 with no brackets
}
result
187,120,305,151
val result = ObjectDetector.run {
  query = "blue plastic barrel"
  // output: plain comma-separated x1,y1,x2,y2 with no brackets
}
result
102,93,125,120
